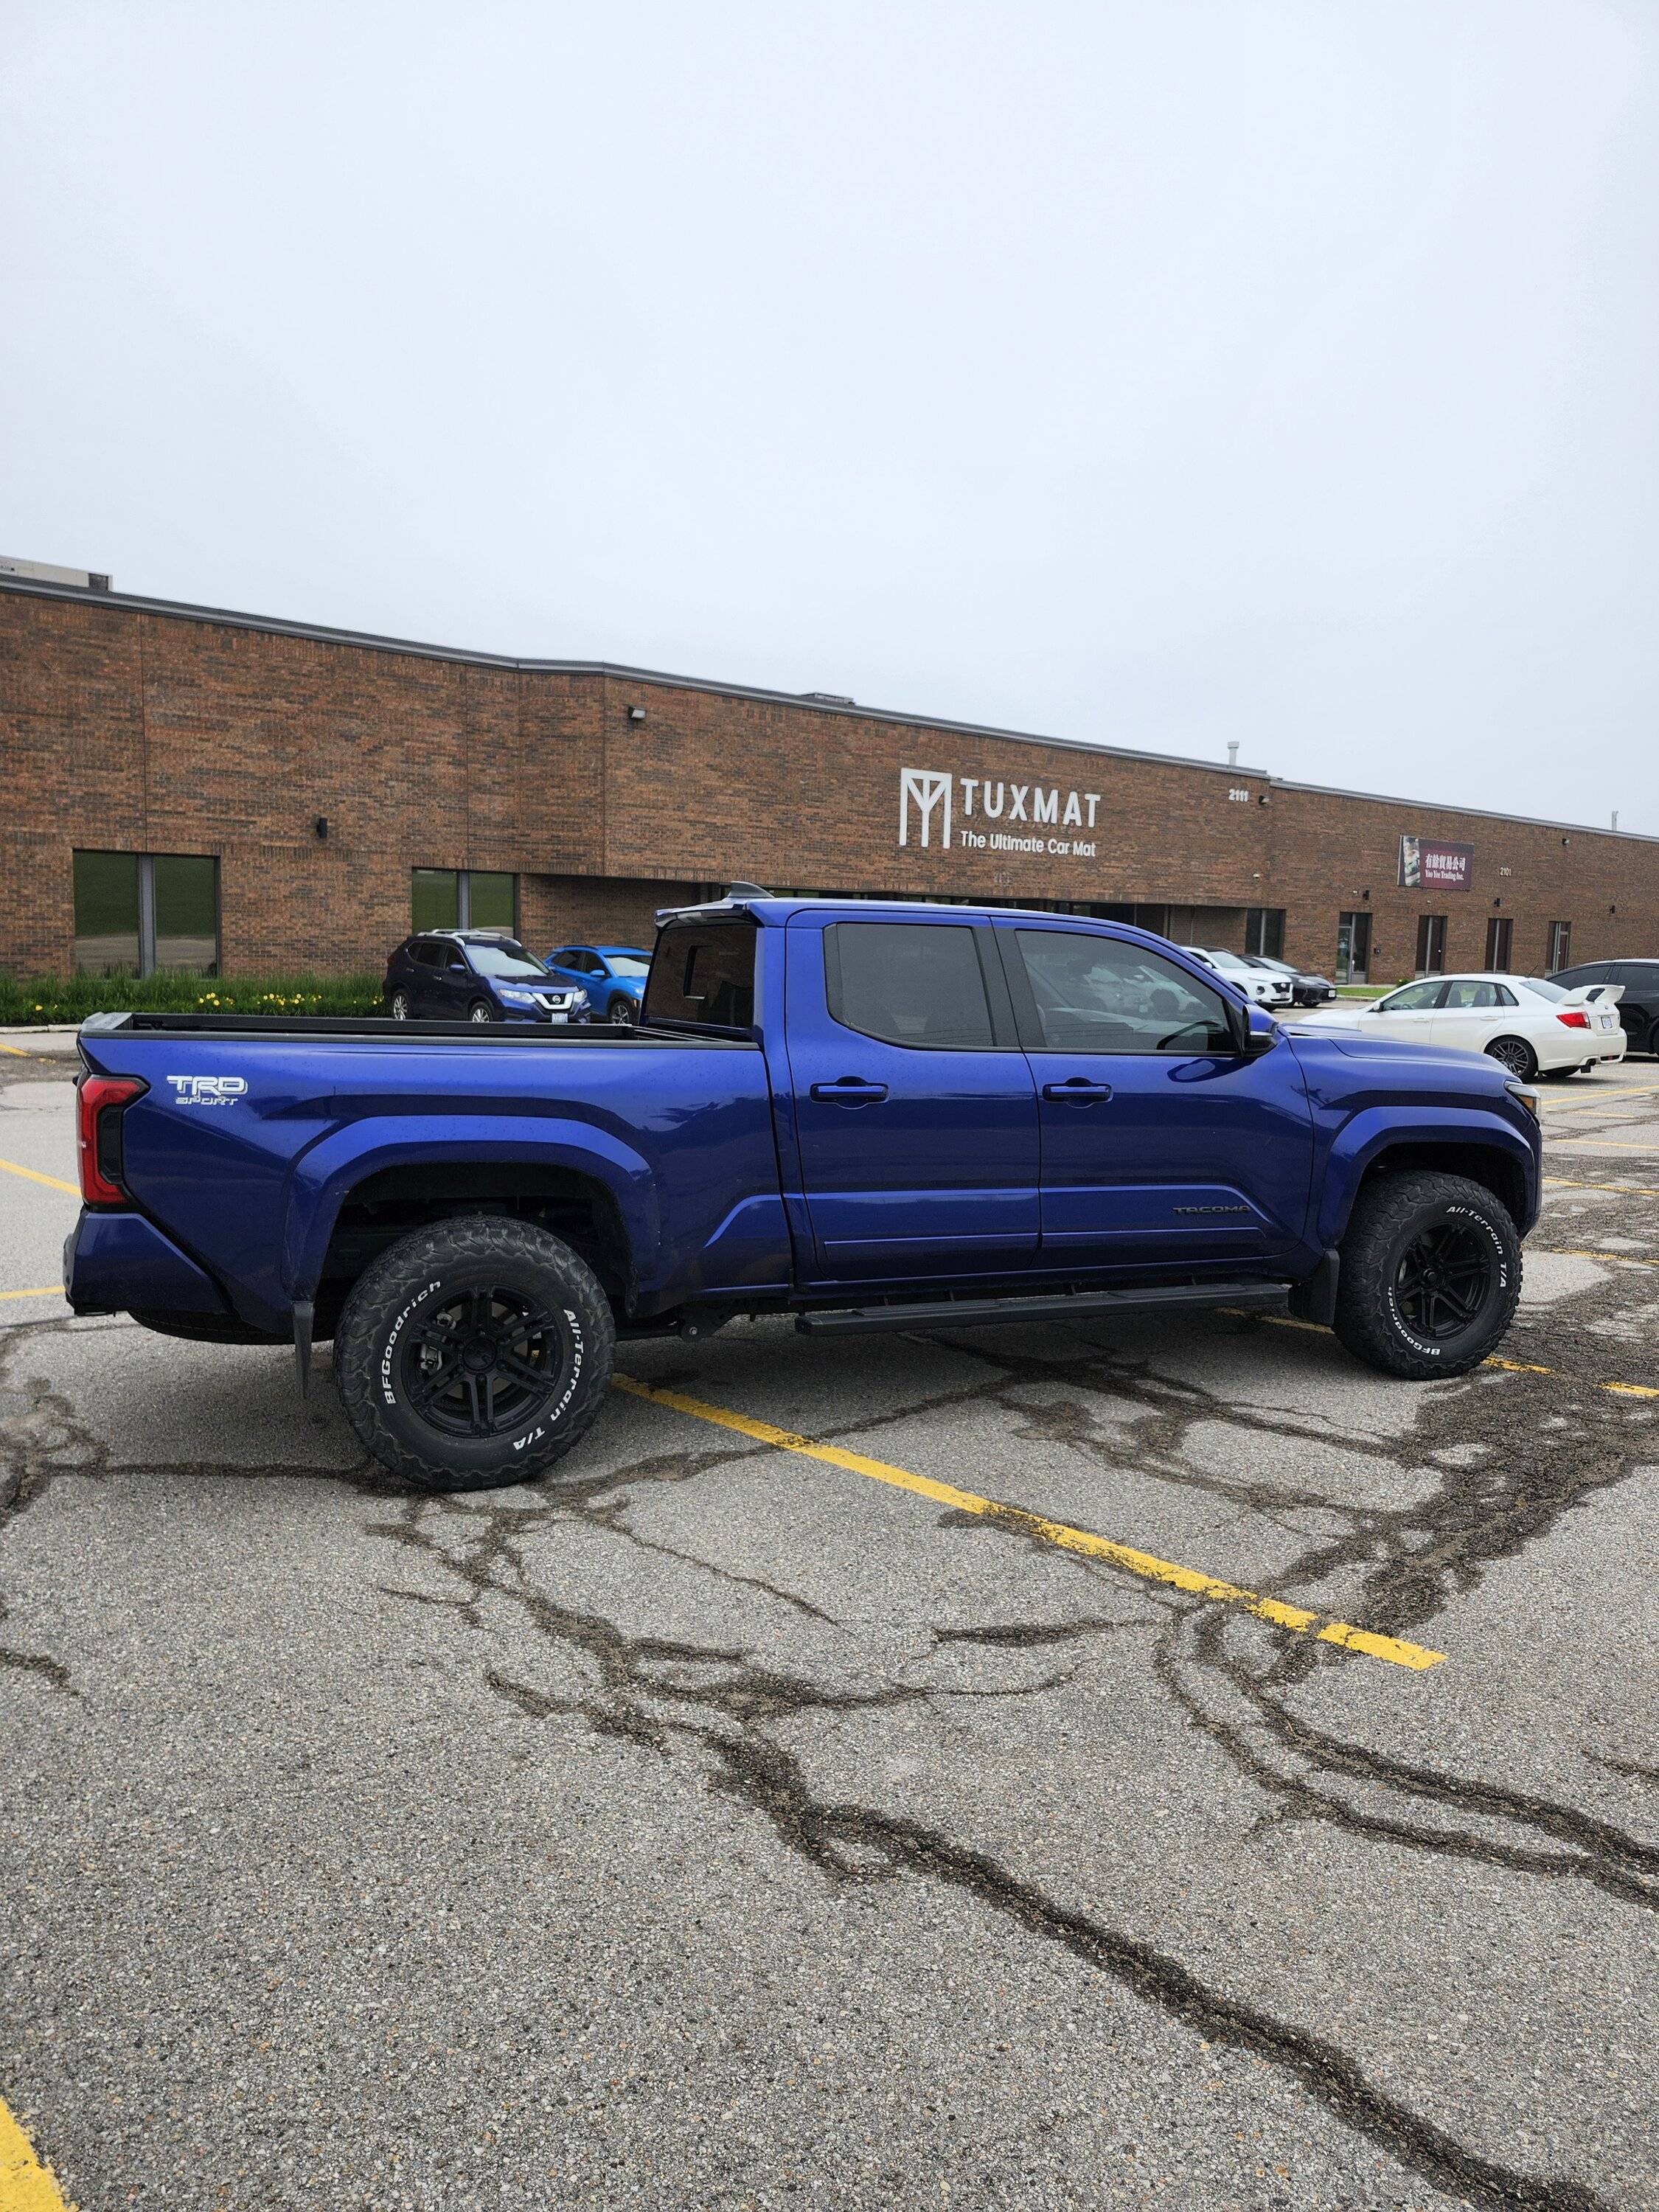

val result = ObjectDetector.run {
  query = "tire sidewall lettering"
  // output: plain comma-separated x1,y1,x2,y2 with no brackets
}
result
1385,1204,1510,1357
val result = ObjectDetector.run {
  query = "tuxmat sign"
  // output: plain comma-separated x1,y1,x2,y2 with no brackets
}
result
899,767,1102,860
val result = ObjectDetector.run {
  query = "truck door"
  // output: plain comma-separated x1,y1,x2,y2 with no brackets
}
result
785,916,1040,1281
998,925,1312,1265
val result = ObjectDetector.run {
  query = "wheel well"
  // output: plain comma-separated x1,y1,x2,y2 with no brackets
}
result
315,1162,633,1333
1355,1143,1526,1231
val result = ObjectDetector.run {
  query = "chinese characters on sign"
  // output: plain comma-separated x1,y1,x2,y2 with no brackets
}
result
1398,835,1474,890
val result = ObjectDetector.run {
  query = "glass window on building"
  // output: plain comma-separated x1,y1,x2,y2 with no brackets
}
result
1415,914,1447,975
1335,911,1371,984
1244,908,1285,959
73,851,141,973
152,855,218,972
1546,921,1572,973
1484,916,1513,971
73,851,219,975
411,869,516,933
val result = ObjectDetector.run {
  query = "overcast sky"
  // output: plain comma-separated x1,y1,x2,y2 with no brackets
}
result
4,1,1657,832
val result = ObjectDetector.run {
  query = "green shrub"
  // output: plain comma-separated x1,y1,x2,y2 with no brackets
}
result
0,972,386,1023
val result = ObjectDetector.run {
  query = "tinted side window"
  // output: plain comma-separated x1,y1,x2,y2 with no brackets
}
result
644,922,757,1028
1380,981,1445,1011
1612,964,1659,988
1014,932,1232,1053
1555,964,1609,987
1443,981,1499,1009
827,924,993,1049
411,940,444,967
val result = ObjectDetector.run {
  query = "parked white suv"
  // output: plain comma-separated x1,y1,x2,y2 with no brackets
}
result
1181,947,1293,1009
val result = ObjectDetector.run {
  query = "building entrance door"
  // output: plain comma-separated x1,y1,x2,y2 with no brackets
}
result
1416,914,1447,975
1484,916,1513,971
1335,911,1371,984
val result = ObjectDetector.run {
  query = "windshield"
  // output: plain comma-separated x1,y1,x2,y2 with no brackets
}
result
1202,950,1251,971
1517,975,1570,1001
465,942,550,979
602,955,651,978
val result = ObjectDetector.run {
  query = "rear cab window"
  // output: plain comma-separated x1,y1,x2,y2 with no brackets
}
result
644,920,758,1032
825,922,996,1049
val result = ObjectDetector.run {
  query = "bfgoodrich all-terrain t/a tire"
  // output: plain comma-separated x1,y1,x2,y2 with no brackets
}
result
1332,1170,1522,1381
334,1217,616,1491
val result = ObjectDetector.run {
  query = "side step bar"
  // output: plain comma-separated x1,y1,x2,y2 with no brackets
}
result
794,1281,1288,1338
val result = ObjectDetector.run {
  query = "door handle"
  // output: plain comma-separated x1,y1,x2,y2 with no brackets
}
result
1043,1077,1113,1103
810,1077,888,1105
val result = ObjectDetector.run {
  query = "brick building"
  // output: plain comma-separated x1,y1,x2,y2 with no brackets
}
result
3,570,1656,987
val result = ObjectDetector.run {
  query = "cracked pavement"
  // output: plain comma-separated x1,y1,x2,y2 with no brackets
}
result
1,1065,1657,2209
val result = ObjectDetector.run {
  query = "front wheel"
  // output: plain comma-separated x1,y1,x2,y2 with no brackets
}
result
1484,1035,1537,1081
1332,1171,1521,1380
467,1000,494,1024
608,996,637,1026
334,1218,616,1490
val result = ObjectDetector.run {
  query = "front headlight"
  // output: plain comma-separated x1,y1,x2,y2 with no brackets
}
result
498,988,536,1005
1505,1079,1540,1119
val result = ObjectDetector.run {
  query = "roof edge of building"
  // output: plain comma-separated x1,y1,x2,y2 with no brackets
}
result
0,573,1265,778
3,572,1650,845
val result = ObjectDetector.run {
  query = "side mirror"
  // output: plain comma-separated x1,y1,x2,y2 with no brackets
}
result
1242,1024,1278,1058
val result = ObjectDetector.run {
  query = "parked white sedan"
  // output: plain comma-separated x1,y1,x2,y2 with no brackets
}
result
1295,971,1627,1080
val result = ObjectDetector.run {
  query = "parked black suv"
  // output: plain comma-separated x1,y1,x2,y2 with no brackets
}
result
1550,959,1659,1057
383,933,591,1023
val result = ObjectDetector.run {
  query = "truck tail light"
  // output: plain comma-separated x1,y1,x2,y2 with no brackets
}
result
76,1074,147,1206
1555,1009,1590,1030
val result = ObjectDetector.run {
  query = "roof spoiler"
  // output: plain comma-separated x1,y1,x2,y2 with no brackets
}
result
654,881,772,926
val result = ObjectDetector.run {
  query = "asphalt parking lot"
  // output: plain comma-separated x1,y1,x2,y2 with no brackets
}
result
1,1044,1656,2212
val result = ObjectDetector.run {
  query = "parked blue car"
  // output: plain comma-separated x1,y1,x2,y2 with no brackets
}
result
383,932,590,1024
543,944,653,1025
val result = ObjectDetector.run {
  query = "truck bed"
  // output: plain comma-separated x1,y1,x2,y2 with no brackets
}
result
80,1012,753,1049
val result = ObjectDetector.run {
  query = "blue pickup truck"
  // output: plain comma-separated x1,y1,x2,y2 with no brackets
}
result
65,895,1542,1492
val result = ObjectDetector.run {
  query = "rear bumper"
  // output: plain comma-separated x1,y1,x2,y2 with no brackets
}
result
63,1210,230,1317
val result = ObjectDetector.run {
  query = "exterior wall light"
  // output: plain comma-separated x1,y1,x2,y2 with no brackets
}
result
314,816,329,840
627,705,647,723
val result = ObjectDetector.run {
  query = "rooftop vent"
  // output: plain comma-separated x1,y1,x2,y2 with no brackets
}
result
800,691,855,706
1,556,111,591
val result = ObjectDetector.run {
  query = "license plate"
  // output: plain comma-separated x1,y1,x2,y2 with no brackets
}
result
1599,1013,1615,1030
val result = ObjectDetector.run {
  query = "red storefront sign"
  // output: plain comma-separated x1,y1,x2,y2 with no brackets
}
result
1398,835,1473,891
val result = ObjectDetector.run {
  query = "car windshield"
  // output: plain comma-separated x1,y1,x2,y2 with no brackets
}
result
465,942,549,979
1517,976,1570,1001
1244,956,1293,973
1201,950,1251,971
602,955,651,977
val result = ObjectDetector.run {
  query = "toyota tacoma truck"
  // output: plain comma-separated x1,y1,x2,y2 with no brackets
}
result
64,895,1543,1492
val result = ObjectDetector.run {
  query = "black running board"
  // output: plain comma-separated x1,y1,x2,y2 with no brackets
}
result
793,1281,1287,1337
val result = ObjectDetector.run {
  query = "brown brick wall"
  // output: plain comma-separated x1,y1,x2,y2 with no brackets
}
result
3,582,1657,984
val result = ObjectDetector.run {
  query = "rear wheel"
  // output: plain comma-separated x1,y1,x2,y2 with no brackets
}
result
1647,1018,1659,1060
388,989,412,1020
1484,1035,1536,1081
334,1217,615,1491
1333,1171,1520,1380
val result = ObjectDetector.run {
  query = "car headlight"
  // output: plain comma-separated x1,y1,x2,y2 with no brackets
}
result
498,987,537,1005
1505,1079,1540,1119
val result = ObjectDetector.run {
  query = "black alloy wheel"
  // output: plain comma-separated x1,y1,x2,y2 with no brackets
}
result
1484,1035,1537,1080
1332,1169,1521,1379
398,1284,568,1441
1392,1220,1495,1343
333,1217,616,1490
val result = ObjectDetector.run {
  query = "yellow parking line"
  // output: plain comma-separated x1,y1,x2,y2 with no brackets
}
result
1541,1081,1659,1111
1548,1138,1659,1151
0,2093,73,2211
0,1288,62,1302
1537,1244,1659,1267
0,1043,33,1057
1240,1310,1659,1400
611,1374,1444,1670
0,1158,77,1197
1544,1174,1659,1200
